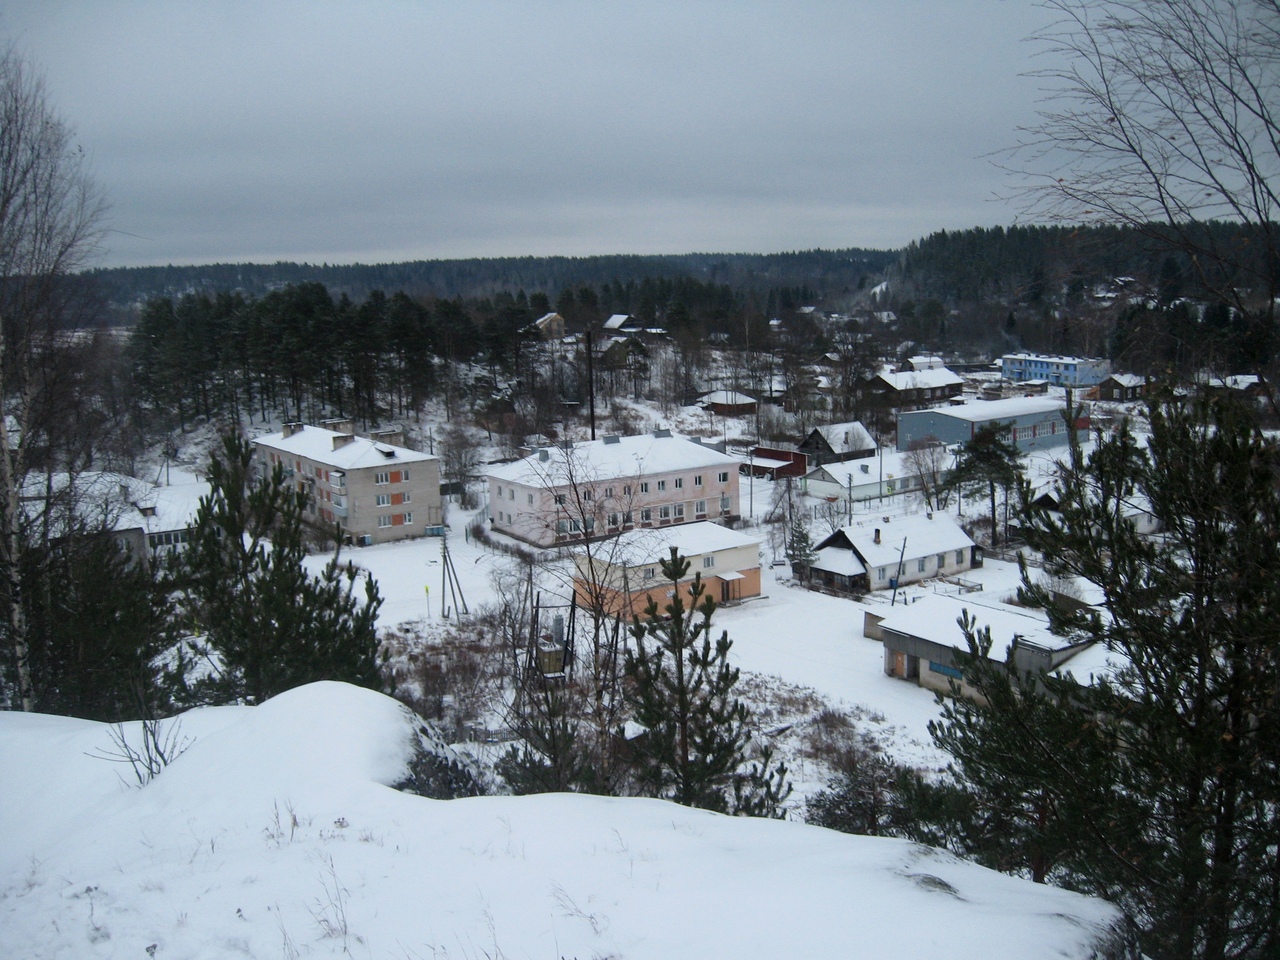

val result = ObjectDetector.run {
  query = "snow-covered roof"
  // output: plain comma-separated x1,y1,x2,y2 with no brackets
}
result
19,472,209,537
603,313,632,330
486,432,740,486
1103,373,1145,387
252,425,438,470
876,594,1065,664
810,421,875,453
584,521,761,569
811,545,867,577
906,355,946,370
699,390,756,406
1003,352,1105,365
915,396,1066,422
806,448,947,486
825,511,974,569
875,368,963,391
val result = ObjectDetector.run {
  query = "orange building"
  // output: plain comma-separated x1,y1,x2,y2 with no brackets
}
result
572,521,762,620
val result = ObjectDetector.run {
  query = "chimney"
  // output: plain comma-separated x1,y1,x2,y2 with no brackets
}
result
332,434,356,451
538,448,550,462
874,528,881,544
282,422,304,438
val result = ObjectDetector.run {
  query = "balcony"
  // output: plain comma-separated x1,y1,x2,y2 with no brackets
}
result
331,497,348,519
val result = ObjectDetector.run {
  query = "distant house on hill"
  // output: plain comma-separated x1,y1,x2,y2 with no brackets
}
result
867,368,964,412
798,421,876,465
1095,373,1146,402
603,314,642,333
533,312,566,339
699,390,758,416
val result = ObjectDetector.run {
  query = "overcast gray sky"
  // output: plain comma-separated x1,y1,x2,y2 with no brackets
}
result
5,1,1053,268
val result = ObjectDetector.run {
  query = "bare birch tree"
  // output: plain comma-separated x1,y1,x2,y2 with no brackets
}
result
1017,0,1280,380
0,48,105,710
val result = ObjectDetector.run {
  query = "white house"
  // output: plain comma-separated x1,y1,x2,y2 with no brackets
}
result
810,511,979,593
802,448,953,504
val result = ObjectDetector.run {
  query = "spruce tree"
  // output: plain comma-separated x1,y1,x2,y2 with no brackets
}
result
175,434,383,705
624,548,789,815
929,394,1280,960
786,517,817,583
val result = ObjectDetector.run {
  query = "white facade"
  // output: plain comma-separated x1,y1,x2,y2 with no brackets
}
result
486,431,742,548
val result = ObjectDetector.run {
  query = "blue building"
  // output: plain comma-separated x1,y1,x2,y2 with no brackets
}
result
1001,353,1111,387
896,396,1087,453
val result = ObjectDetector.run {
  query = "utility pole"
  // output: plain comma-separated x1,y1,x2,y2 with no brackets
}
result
585,330,596,441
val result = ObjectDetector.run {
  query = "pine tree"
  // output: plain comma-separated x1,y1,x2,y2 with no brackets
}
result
175,434,383,705
950,422,1023,547
624,548,790,815
786,517,816,583
930,394,1280,960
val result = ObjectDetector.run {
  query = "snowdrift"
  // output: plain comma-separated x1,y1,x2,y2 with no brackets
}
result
0,682,1133,959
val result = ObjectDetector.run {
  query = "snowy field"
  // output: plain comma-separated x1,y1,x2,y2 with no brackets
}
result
0,682,1130,959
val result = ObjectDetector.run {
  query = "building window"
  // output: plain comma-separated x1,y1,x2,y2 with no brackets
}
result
718,471,729,483
674,477,683,489
554,494,566,505
403,512,413,525
608,513,619,527
401,470,410,482
605,486,614,498
720,494,730,512
695,475,703,486
878,567,886,580
674,503,685,520
955,549,966,564
695,500,706,516
918,557,927,573
378,515,392,528
659,505,671,520
657,480,666,492
376,472,390,485
376,494,391,507
641,507,652,523
556,519,568,534
528,493,534,504
508,488,514,500
640,482,649,494
623,484,632,496
937,553,946,569
583,489,593,500
643,567,656,580
702,555,715,569
622,511,633,525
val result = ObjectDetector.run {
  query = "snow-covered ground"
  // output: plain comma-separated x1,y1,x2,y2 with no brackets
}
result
310,478,1037,789
0,682,1130,959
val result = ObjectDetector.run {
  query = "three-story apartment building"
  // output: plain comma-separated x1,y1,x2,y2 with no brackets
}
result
485,430,741,548
252,421,442,545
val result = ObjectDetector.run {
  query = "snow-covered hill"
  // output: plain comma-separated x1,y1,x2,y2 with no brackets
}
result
0,682,1132,959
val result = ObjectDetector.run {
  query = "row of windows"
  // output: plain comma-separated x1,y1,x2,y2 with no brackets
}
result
506,471,733,506
374,469,410,485
148,530,191,548
375,492,411,507
876,549,966,580
377,512,413,528
641,555,716,580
